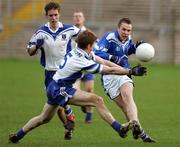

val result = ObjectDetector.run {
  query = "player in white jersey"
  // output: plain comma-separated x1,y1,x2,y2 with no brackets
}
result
9,30,148,144
26,2,79,140
72,11,95,123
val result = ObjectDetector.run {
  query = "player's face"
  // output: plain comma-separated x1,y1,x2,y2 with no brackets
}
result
46,9,60,27
86,42,95,54
73,12,85,26
118,22,132,42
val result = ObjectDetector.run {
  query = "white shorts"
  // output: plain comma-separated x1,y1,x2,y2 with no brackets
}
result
102,74,133,99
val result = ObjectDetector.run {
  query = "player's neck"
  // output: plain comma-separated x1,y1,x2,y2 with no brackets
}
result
50,23,58,31
75,24,84,29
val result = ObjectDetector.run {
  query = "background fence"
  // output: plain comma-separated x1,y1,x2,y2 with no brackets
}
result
0,0,180,64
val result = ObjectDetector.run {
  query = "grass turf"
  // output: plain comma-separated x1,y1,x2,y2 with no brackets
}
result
0,59,180,147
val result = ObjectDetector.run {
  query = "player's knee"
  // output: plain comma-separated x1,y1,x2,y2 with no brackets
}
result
91,94,104,105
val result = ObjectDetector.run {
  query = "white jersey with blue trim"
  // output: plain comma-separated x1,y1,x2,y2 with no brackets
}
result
71,25,86,49
27,22,80,70
53,48,103,86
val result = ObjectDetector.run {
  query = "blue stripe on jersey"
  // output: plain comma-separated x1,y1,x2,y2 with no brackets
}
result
57,71,82,87
92,64,101,74
36,24,77,40
28,42,36,46
81,63,100,73
40,47,46,67
108,38,121,46
66,39,72,54
72,29,81,37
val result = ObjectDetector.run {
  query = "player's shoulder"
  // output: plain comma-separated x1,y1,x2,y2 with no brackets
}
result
104,31,116,40
33,24,48,35
62,23,76,29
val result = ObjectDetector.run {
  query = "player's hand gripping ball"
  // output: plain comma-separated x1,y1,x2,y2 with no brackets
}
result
135,43,155,62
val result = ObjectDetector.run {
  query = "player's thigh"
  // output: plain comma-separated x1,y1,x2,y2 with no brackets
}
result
68,90,97,106
73,79,81,90
120,82,134,98
84,80,94,92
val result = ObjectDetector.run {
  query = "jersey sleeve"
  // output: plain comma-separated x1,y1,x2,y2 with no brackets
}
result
81,58,103,74
128,40,136,55
70,26,80,49
27,29,44,49
94,33,111,60
72,25,81,38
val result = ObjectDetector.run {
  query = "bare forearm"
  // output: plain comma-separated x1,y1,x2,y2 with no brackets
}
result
27,46,37,56
102,66,129,75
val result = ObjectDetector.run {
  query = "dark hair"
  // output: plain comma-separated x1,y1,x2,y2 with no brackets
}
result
118,18,132,27
44,2,61,15
77,30,97,50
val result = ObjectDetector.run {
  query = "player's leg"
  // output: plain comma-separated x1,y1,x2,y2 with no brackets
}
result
115,82,155,142
62,105,75,140
74,79,87,112
83,78,94,123
9,103,58,143
114,82,138,121
68,90,133,138
57,107,73,140
102,75,155,142
57,107,67,124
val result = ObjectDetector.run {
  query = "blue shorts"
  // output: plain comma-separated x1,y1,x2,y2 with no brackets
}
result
46,80,76,106
81,73,95,82
44,70,56,88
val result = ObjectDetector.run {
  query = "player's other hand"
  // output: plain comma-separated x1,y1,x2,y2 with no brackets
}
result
129,64,147,76
36,38,44,49
136,40,145,48
110,55,127,66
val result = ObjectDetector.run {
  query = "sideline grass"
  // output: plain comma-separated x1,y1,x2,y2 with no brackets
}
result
0,59,180,147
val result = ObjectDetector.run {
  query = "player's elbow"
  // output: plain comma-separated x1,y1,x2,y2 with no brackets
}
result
27,48,36,56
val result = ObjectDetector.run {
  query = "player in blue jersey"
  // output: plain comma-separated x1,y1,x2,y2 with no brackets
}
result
25,2,79,140
9,30,147,144
94,18,155,143
72,11,95,123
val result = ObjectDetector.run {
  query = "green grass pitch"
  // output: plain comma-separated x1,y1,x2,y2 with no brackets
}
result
0,59,180,147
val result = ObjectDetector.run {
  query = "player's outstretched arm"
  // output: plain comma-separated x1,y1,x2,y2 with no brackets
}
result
27,39,44,56
95,55,129,75
95,55,147,76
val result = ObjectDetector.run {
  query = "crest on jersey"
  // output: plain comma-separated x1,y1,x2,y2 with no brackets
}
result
62,34,66,39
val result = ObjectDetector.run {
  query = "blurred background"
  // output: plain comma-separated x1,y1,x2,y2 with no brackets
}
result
0,0,179,64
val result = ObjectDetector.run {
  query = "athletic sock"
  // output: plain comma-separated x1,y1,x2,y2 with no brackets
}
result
111,121,122,133
139,129,149,140
85,112,92,122
64,105,73,116
64,105,75,122
16,129,26,139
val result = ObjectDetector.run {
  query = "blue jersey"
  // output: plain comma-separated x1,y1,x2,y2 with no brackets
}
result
94,30,136,68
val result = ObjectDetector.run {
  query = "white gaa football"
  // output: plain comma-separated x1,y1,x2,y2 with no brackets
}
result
135,43,155,62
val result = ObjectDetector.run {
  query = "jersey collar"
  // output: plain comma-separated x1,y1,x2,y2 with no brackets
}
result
45,22,63,33
75,48,93,60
